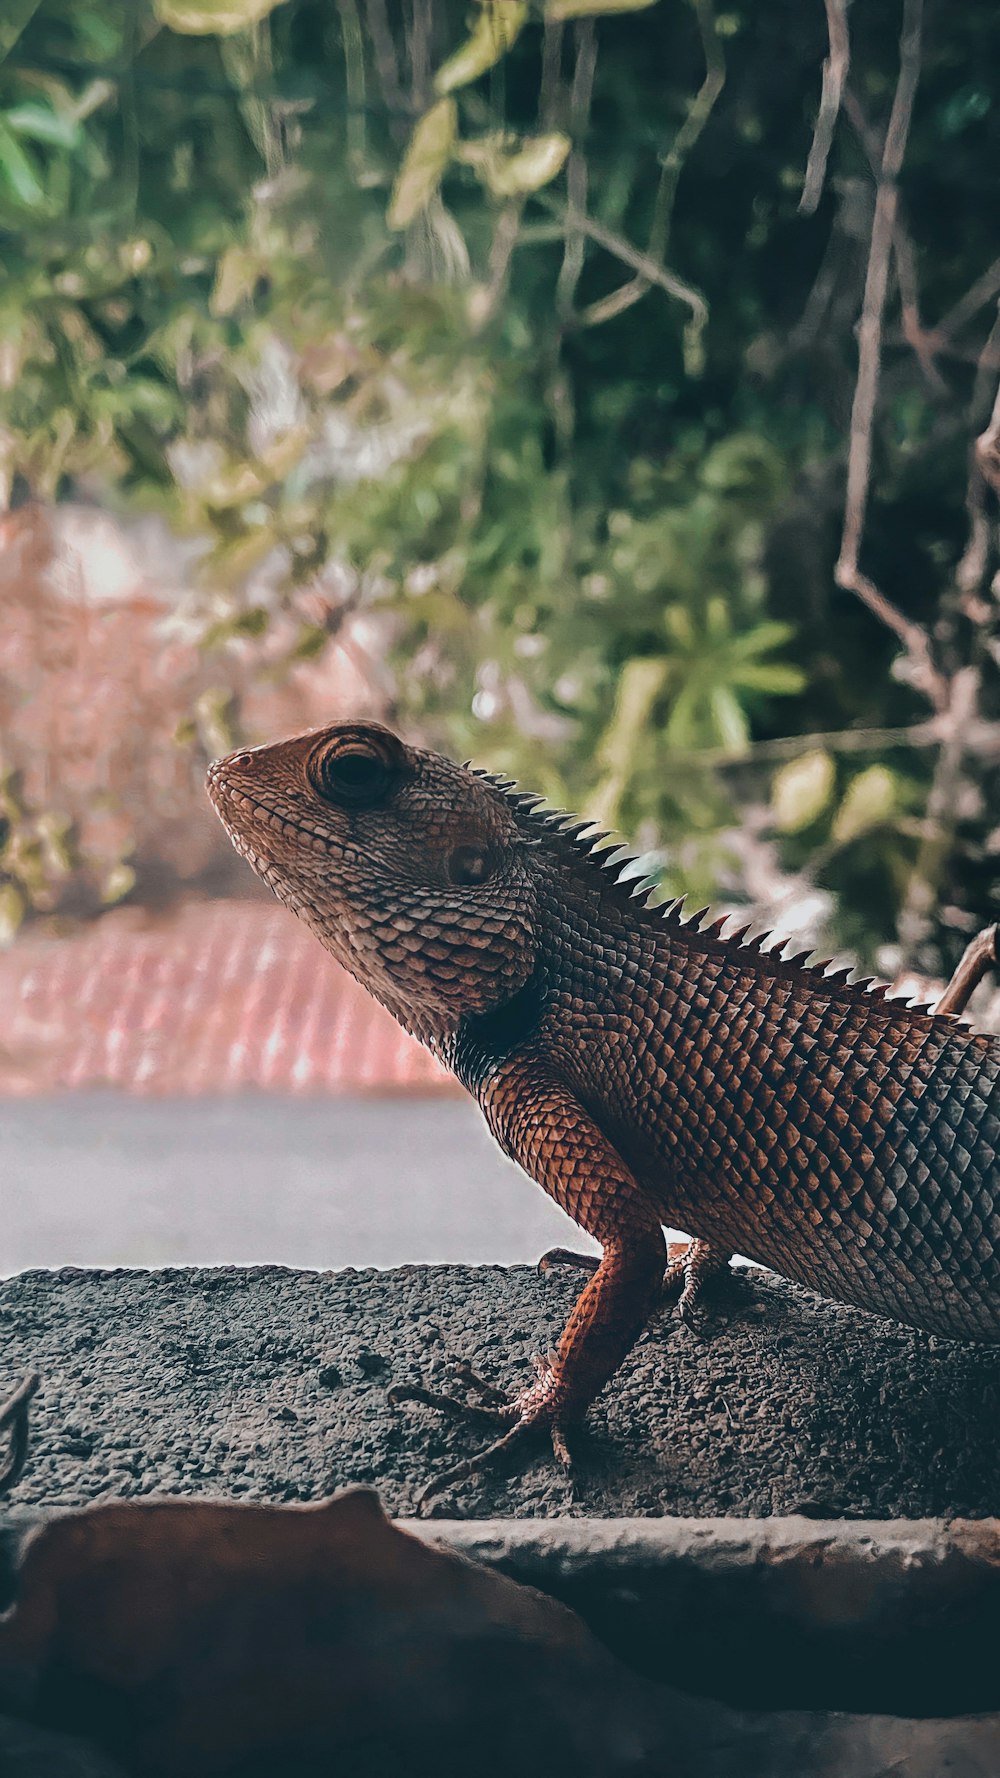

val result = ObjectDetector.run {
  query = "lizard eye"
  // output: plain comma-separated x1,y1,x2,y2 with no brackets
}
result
448,843,492,887
311,746,391,807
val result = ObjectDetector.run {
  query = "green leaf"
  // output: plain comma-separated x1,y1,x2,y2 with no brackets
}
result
709,684,750,750
153,0,288,35
732,661,805,695
388,98,457,230
435,2,528,96
546,0,658,18
5,101,81,149
772,749,834,833
831,766,898,846
0,119,46,210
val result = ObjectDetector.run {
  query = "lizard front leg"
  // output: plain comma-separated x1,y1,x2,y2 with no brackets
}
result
390,1062,666,1508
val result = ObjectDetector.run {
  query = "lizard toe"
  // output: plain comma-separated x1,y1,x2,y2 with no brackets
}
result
387,1379,510,1428
537,1247,601,1278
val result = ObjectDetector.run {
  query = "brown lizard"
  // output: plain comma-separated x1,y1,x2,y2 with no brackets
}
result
207,721,1000,1503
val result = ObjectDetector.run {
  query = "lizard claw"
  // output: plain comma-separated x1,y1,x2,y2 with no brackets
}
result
388,1355,516,1426
394,1357,575,1513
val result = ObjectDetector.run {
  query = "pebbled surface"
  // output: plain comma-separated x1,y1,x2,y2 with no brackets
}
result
2,1263,1000,1520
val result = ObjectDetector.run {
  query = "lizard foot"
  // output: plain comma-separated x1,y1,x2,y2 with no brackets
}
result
662,1240,736,1334
0,1372,40,1496
392,1356,573,1514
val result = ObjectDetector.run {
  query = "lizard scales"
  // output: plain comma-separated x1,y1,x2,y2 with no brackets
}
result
208,721,1000,1489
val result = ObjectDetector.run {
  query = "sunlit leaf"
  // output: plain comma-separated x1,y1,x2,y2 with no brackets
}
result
153,0,288,34
546,0,658,19
0,883,23,945
831,766,898,845
773,750,835,833
100,862,136,905
5,101,81,149
435,2,528,96
463,132,571,198
388,99,457,230
211,244,259,316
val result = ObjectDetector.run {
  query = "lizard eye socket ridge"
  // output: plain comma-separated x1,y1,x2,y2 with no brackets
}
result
310,746,392,807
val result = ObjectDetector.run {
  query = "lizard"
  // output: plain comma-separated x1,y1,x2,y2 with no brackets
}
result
207,720,1000,1504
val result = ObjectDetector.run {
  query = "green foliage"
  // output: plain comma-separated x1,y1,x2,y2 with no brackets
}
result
3,0,1000,963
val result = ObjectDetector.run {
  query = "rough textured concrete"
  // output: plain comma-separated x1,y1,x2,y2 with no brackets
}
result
3,1262,1000,1521
430,1517,1000,1717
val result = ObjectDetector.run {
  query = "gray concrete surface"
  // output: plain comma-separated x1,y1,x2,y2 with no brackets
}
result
3,1263,1000,1522
1,1095,601,1275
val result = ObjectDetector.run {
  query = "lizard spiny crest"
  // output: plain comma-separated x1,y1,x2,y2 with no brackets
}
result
208,719,957,1046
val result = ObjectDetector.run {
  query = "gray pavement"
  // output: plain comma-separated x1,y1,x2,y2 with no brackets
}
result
1,1094,601,1276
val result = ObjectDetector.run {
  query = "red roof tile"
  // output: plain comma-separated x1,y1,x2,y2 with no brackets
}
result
0,902,455,1098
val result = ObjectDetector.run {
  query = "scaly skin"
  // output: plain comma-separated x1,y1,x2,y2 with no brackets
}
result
207,721,1000,1502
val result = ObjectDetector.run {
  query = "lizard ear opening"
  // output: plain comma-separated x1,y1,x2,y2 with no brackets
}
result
307,727,406,809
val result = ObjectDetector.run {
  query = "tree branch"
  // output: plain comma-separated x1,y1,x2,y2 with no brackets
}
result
833,0,948,712
536,192,708,334
556,20,598,320
579,0,723,332
800,0,850,216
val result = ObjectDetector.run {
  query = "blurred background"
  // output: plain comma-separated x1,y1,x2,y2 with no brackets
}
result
2,0,999,1271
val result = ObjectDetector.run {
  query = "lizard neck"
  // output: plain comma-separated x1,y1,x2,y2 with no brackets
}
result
445,956,550,1095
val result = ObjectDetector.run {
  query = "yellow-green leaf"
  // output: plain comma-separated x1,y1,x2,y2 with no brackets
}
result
101,862,136,906
772,749,834,833
0,882,23,945
471,132,571,198
435,2,528,96
546,0,658,19
831,765,897,846
388,99,457,231
153,0,287,34
210,244,258,316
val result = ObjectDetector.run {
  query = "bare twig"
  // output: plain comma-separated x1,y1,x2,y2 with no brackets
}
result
473,199,525,328
935,256,1000,343
536,192,708,333
897,668,979,962
0,1372,40,1496
974,367,1000,497
800,0,851,216
669,721,943,769
833,0,948,711
538,14,565,130
580,0,723,331
363,0,406,126
956,306,1000,615
841,85,944,392
556,20,598,321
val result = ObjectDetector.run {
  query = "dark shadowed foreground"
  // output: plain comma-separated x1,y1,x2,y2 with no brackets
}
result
2,1262,999,1520
3,1265,1000,1776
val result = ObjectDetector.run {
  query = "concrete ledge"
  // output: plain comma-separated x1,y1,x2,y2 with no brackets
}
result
414,1515,1000,1716
3,1262,1000,1522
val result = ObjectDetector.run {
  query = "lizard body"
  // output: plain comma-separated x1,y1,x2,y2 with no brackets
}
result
207,721,1000,1494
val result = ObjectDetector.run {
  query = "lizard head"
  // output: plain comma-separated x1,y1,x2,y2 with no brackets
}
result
206,721,540,1045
